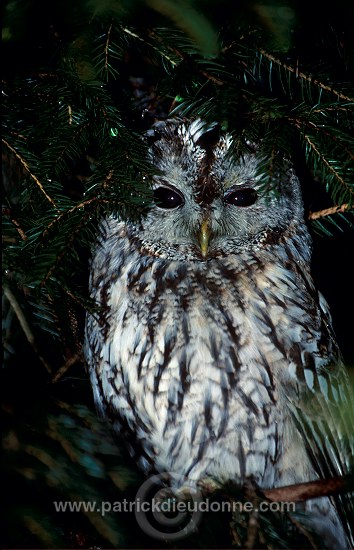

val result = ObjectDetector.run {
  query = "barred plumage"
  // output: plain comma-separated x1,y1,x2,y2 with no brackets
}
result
84,118,353,547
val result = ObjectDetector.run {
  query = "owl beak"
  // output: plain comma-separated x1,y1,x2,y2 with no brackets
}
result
199,220,211,257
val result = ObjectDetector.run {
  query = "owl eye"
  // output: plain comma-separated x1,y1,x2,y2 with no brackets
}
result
225,187,258,207
153,186,184,209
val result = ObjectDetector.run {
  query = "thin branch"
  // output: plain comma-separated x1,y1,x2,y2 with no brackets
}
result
2,139,58,210
3,286,52,374
151,28,224,85
51,352,81,384
42,196,102,238
304,134,354,196
121,26,178,66
308,203,352,220
105,23,113,72
259,49,354,102
12,220,27,239
263,474,353,503
3,208,28,241
291,117,354,161
68,105,73,125
121,26,224,85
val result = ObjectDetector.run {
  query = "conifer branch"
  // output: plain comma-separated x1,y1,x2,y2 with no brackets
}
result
258,49,354,102
40,212,92,287
121,26,178,66
42,197,109,238
2,139,58,210
292,117,354,162
150,28,224,85
303,134,354,196
121,26,224,85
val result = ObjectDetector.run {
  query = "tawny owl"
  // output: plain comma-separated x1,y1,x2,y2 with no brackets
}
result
84,118,353,547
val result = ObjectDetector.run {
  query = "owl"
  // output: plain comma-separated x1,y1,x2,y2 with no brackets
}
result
84,118,353,547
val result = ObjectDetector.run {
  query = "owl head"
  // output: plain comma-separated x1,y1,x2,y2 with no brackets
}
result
138,118,304,259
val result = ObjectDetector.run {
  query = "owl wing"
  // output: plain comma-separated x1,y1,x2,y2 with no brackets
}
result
287,292,354,544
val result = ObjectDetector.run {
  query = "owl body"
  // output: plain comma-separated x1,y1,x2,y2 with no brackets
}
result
85,119,352,547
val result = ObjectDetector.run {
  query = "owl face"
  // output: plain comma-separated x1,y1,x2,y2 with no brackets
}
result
138,118,303,259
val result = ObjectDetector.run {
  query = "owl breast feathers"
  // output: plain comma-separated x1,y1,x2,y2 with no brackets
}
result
84,118,353,547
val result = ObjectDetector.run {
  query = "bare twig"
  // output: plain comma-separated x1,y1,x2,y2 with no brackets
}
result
263,474,353,503
51,353,81,384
